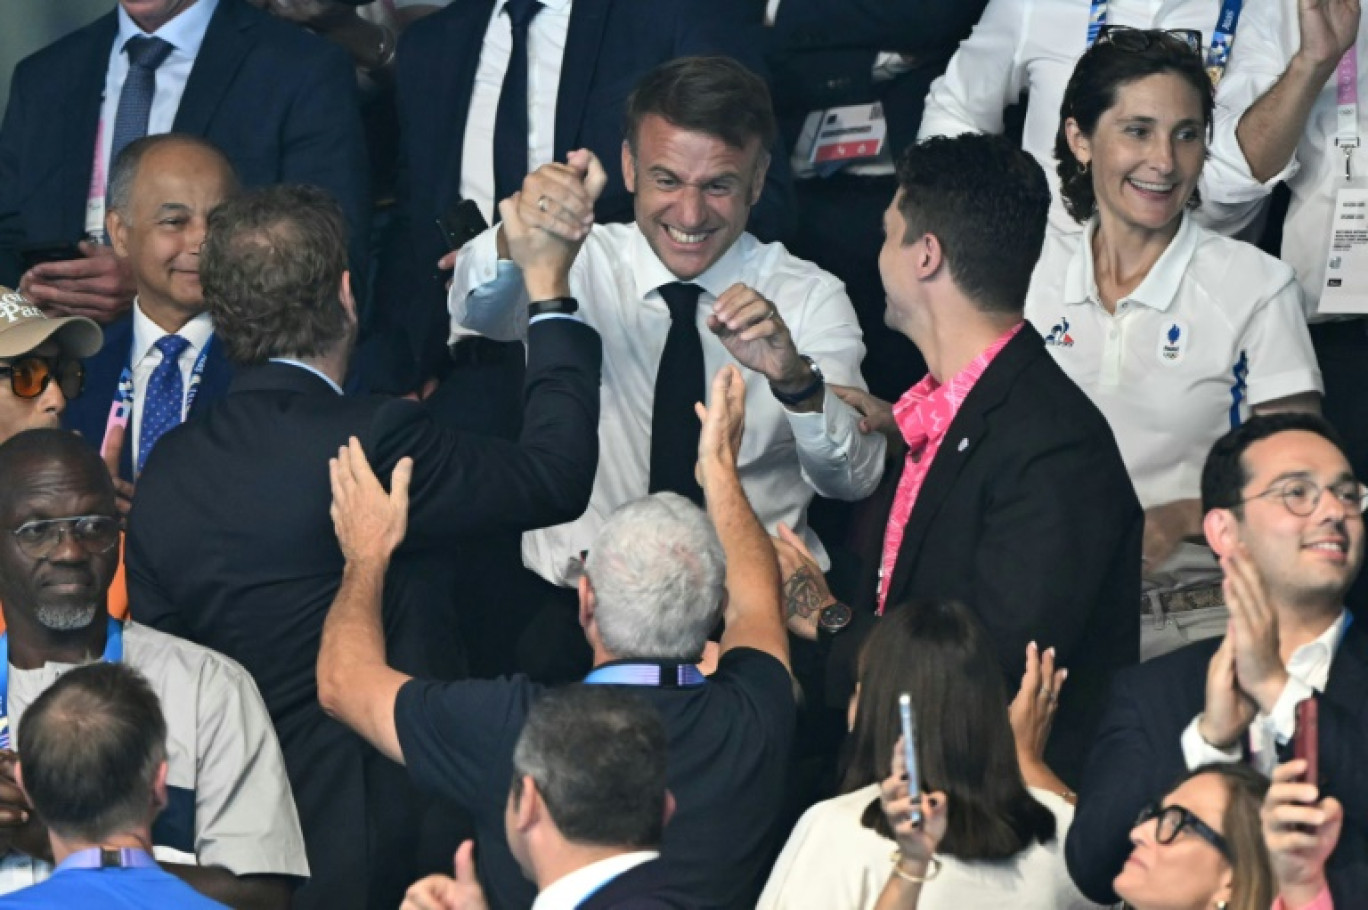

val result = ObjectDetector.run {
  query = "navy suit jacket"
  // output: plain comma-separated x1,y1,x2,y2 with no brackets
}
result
576,860,701,910
1067,619,1368,906
60,314,234,481
0,0,370,290
369,0,791,391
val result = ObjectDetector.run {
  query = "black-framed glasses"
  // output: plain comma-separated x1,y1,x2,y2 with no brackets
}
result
1239,477,1368,517
1097,25,1203,56
1135,802,1231,859
10,515,120,560
0,356,84,401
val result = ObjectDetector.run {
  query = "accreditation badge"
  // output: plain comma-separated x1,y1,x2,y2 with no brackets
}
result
1318,179,1368,315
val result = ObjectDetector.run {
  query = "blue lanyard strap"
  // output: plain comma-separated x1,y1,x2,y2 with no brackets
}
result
1086,0,1108,47
113,333,214,412
583,662,706,688
0,618,125,750
58,846,158,872
1085,0,1245,76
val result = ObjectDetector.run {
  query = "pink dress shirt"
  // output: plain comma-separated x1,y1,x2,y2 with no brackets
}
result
1272,886,1335,910
877,323,1023,613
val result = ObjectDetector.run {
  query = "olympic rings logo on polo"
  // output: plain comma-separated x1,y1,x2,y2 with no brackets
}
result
0,293,44,323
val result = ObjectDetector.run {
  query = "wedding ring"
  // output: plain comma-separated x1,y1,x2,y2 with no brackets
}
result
537,195,549,212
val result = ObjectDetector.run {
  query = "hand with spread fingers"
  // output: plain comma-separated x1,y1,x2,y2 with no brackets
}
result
707,284,817,408
771,522,835,641
1008,642,1073,800
1262,759,1342,910
1222,547,1289,712
328,437,412,567
400,841,489,910
1197,620,1259,750
1295,0,1361,68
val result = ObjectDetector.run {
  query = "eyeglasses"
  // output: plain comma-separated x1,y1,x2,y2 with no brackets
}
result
1239,478,1368,517
10,515,120,560
1135,802,1231,859
1096,25,1203,56
0,356,85,401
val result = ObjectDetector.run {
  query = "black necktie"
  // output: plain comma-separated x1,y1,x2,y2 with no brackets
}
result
109,36,174,176
492,0,544,208
649,283,706,506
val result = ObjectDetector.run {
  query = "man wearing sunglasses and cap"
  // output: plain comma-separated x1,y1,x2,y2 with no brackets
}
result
0,288,101,445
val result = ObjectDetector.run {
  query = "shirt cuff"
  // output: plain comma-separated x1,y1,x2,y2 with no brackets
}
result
1180,715,1243,770
764,0,781,26
1267,675,1316,746
451,257,526,344
785,386,854,460
528,312,582,326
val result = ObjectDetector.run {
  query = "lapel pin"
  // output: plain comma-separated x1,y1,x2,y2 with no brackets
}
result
957,438,968,452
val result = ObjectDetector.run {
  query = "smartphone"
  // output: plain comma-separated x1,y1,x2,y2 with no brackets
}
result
898,693,922,827
436,198,489,251
1294,698,1319,786
20,242,83,271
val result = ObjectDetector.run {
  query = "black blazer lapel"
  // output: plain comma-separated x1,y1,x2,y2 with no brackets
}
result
554,0,612,158
173,0,254,137
884,327,1044,604
433,0,498,207
60,14,117,242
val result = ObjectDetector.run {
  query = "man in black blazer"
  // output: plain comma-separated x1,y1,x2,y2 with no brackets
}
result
777,134,1141,787
125,184,602,909
1067,413,1368,907
0,0,368,324
399,686,698,910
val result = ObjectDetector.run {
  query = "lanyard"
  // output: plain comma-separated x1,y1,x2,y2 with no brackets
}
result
1336,45,1360,179
58,846,158,871
583,662,706,688
1085,0,1246,86
0,618,124,750
104,334,214,456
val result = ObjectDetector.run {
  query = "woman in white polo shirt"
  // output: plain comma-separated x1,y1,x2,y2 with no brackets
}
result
1025,29,1321,656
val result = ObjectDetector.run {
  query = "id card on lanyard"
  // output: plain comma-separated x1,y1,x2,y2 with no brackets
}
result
1318,46,1368,316
0,618,125,750
101,334,214,472
1086,0,1245,86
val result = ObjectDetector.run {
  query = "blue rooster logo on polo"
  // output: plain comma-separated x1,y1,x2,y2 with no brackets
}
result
1158,320,1188,365
1044,317,1074,347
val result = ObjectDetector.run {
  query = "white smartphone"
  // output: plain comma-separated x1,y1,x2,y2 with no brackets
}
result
898,692,922,827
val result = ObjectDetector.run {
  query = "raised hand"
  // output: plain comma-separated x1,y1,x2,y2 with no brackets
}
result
771,522,834,641
511,149,608,246
706,284,810,402
1295,0,1361,68
1263,759,1343,909
1009,641,1067,764
693,364,746,489
1222,548,1289,712
880,736,948,870
328,437,412,566
1197,621,1259,749
400,841,489,910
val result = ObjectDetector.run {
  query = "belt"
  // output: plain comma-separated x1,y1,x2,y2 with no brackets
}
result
1142,583,1224,627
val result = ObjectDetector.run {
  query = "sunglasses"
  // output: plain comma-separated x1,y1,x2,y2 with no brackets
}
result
10,515,121,560
1135,801,1231,860
0,356,85,401
1097,25,1203,56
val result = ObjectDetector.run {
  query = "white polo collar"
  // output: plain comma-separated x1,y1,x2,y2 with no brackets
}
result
1064,212,1200,314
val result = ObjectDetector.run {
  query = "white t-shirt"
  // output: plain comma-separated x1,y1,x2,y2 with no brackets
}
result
1025,214,1321,509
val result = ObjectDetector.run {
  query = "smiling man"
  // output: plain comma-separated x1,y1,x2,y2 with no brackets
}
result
62,134,237,481
449,55,884,679
1068,412,1368,906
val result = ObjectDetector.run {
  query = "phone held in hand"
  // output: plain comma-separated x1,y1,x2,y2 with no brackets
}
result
1294,698,1319,786
437,198,489,252
898,692,922,827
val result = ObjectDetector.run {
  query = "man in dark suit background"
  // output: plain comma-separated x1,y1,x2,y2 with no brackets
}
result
1067,413,1368,907
125,184,602,908
0,0,369,325
776,134,1141,787
62,134,237,487
399,686,695,910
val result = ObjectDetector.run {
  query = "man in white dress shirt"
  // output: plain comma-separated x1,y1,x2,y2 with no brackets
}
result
449,56,884,679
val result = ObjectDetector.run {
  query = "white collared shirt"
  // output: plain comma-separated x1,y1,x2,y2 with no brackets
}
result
530,851,658,910
1204,5,1368,315
1025,214,1321,509
919,0,1255,236
87,0,220,236
459,0,572,224
449,221,886,585
130,302,215,470
1181,611,1349,775
268,358,345,396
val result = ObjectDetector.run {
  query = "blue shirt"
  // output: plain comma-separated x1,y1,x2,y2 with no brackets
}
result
0,863,228,909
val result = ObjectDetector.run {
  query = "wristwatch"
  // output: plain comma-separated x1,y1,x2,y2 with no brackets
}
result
528,296,579,318
770,355,824,407
816,600,853,643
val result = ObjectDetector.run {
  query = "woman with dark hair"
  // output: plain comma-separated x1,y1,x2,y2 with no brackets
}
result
1023,29,1321,659
758,601,1093,909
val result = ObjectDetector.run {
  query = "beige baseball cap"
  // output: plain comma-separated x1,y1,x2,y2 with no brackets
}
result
0,286,102,360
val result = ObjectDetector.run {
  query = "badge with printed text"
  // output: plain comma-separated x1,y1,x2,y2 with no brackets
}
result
1157,320,1189,366
1319,181,1368,315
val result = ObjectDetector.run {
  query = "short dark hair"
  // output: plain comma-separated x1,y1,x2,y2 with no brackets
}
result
842,600,1057,859
0,429,113,519
18,663,167,842
894,134,1050,314
1200,413,1348,513
106,133,239,216
200,184,350,366
1055,32,1214,223
511,685,667,849
624,56,776,154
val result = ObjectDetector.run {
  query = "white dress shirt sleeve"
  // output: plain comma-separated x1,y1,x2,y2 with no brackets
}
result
1242,267,1324,395
1180,714,1244,770
918,0,1029,140
448,225,530,343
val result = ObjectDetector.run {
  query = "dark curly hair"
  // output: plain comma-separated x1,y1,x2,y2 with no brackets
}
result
200,185,350,367
1055,31,1214,223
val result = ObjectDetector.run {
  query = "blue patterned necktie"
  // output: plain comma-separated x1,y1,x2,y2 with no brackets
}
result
138,334,190,475
492,0,545,209
109,36,174,176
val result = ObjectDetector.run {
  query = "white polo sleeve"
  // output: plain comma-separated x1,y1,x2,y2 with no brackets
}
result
918,0,1029,140
1242,265,1324,403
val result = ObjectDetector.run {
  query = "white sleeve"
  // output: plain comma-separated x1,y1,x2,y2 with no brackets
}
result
447,224,530,343
1242,263,1324,402
918,0,1029,140
1180,714,1244,770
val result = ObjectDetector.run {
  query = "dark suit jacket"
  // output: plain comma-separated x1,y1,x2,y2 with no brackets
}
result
60,314,234,481
1067,618,1368,906
842,326,1142,787
125,318,601,909
0,0,370,291
576,860,700,910
369,0,790,392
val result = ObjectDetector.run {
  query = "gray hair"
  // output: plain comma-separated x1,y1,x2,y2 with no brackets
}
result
586,493,725,660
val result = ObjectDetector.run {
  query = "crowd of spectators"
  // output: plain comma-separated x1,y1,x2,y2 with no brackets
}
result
0,1,1364,909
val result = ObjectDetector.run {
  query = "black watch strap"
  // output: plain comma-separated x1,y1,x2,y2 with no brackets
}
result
528,296,579,318
770,355,824,406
